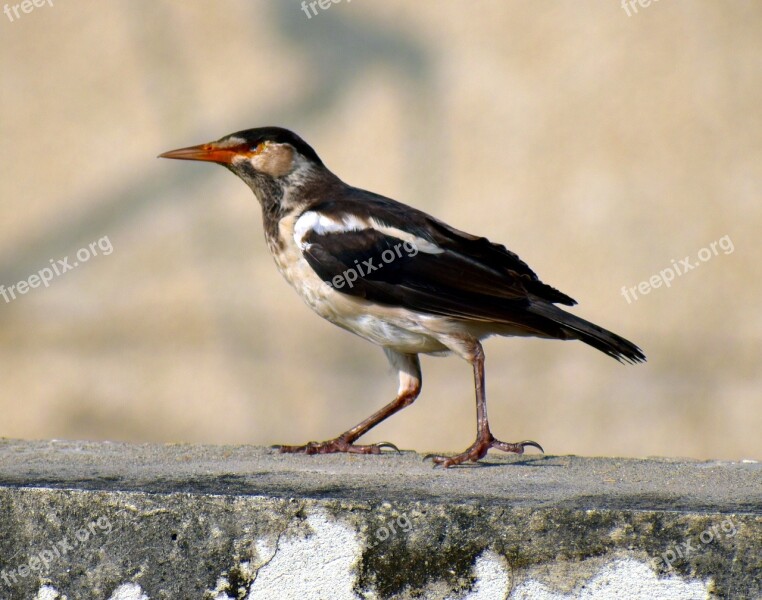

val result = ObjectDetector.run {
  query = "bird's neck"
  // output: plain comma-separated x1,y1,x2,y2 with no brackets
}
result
253,165,343,248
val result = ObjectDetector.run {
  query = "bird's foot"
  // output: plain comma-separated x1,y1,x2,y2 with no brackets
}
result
424,435,543,468
275,437,399,455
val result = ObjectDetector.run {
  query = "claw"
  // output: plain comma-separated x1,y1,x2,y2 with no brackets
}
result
424,456,454,468
373,441,401,453
520,440,544,453
422,453,449,468
422,453,437,462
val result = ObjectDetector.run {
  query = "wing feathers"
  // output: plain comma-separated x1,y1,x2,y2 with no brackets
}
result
295,193,576,324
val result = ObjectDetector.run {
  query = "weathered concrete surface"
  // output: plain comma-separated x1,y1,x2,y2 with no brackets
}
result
0,439,759,600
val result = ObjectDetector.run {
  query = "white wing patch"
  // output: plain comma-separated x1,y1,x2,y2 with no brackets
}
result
293,211,444,254
369,219,444,255
294,211,369,249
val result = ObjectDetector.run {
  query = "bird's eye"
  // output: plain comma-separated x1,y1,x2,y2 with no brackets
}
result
253,142,268,155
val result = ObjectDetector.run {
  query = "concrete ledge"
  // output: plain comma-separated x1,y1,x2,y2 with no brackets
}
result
0,440,759,599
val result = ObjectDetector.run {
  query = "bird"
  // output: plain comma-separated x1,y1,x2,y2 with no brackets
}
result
159,126,645,467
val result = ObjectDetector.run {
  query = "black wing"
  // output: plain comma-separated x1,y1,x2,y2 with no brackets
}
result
299,189,577,325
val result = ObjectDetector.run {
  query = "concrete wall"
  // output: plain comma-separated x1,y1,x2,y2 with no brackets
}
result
1,440,760,599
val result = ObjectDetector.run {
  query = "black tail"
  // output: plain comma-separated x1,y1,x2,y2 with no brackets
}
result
528,303,646,364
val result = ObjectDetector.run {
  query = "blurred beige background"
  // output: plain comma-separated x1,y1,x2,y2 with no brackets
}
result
0,1,759,460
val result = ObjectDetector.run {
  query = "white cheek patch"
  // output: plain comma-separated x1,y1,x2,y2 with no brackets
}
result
247,153,264,170
293,211,444,255
248,143,297,178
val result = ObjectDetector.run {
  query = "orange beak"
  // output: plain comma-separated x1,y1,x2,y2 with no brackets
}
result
158,141,247,164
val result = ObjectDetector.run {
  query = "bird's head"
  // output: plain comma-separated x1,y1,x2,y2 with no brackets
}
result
159,126,329,207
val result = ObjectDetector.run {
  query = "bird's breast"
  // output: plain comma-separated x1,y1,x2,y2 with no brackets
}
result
265,212,450,355
268,211,332,315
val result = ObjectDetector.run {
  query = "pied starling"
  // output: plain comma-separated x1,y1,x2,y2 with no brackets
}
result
159,127,645,467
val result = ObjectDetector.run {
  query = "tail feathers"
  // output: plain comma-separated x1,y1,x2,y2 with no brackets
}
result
528,302,646,364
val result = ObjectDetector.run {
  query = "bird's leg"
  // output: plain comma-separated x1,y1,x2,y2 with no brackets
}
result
277,351,421,455
425,341,543,467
